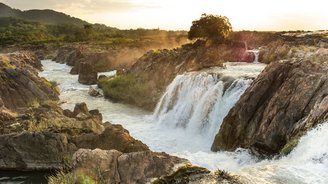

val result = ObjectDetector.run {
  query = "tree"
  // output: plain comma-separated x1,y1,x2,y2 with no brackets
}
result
188,14,232,43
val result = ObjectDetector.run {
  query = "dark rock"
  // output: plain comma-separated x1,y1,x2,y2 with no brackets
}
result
98,75,107,80
89,109,102,122
211,59,328,156
73,102,90,117
63,109,74,118
78,62,97,85
0,98,3,107
69,67,78,75
88,86,101,97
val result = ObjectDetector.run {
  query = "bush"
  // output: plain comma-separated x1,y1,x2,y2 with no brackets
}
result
98,75,151,106
188,14,232,44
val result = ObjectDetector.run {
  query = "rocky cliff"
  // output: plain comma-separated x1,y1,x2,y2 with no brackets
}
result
0,52,59,112
212,50,328,156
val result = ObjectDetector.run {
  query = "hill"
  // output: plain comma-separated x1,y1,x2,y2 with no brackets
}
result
0,2,88,27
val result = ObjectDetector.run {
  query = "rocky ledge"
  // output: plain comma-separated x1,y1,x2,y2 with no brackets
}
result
212,50,328,156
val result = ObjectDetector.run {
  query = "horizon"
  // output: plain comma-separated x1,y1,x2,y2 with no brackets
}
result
2,0,328,31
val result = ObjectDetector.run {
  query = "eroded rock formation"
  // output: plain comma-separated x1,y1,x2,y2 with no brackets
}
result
212,57,328,156
0,52,59,112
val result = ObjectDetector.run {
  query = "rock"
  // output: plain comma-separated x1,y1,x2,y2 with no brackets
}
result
211,59,328,156
241,51,255,62
78,62,97,85
69,67,78,75
118,151,185,184
72,123,149,153
89,109,102,122
0,132,77,170
71,148,186,184
88,86,101,97
0,52,59,112
73,102,90,117
0,98,3,107
72,149,122,183
98,74,107,80
75,112,90,121
62,109,74,118
153,165,241,184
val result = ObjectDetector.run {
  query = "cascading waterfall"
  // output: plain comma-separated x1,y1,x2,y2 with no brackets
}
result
40,60,328,183
153,71,252,147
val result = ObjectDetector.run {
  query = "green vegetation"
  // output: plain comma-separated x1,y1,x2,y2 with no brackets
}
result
48,171,96,184
0,17,186,48
188,14,232,44
98,75,155,108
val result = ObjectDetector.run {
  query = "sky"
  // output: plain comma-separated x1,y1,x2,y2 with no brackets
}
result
2,0,328,31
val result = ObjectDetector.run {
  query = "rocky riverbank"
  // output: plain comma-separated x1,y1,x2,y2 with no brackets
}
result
0,52,241,183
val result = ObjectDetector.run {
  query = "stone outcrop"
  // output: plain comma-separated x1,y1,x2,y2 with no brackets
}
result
88,86,102,97
0,132,76,170
212,58,328,156
0,103,149,171
78,62,97,85
71,148,186,184
72,123,149,153
0,52,59,112
153,165,241,184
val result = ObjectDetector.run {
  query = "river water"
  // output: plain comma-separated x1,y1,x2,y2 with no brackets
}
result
39,60,328,184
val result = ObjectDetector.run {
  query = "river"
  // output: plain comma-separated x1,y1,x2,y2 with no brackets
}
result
38,60,328,184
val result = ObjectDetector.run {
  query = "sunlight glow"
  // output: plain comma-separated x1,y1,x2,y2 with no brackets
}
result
2,0,328,31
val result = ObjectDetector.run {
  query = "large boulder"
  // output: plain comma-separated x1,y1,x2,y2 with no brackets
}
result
71,148,186,184
0,132,76,170
212,58,328,156
72,123,149,153
78,62,97,85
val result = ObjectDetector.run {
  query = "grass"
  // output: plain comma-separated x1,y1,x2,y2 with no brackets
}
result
48,171,96,184
98,74,153,108
27,99,40,108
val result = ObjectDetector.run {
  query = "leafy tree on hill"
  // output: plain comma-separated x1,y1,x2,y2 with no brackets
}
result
188,14,232,44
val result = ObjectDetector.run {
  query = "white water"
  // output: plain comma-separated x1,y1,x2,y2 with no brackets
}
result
248,49,260,63
40,60,328,183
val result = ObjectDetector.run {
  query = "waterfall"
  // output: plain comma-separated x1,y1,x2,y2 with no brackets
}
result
248,49,260,63
153,72,252,142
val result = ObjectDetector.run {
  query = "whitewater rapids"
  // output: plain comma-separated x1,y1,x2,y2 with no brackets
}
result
40,60,328,184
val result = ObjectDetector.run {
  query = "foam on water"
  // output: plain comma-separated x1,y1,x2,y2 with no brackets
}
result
40,60,328,183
